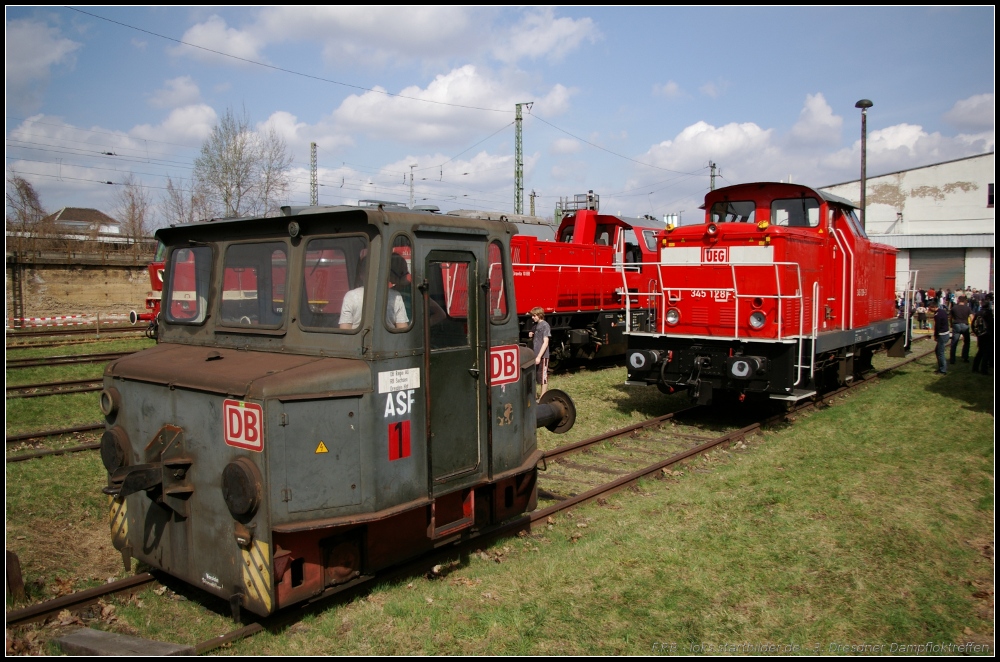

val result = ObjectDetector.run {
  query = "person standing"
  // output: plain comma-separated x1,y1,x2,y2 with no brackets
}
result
931,302,950,374
949,295,973,363
528,307,551,399
971,301,993,375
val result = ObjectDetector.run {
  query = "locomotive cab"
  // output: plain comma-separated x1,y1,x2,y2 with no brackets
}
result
101,206,573,618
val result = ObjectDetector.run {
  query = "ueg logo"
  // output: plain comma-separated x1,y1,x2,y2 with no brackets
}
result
702,247,729,263
223,399,264,452
490,344,520,386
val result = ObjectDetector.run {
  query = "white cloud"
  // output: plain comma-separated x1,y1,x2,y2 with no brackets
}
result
171,8,598,70
131,38,147,51
148,77,202,109
257,6,480,66
131,104,218,144
5,19,81,113
493,8,600,63
619,93,995,219
943,93,994,132
257,110,355,156
170,15,266,65
652,81,684,99
331,65,566,145
787,93,842,148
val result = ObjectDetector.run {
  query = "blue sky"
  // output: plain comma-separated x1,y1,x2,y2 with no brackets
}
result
5,6,995,228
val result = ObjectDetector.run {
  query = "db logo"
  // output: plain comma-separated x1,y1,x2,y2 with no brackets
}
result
223,399,264,452
490,345,520,386
702,247,728,263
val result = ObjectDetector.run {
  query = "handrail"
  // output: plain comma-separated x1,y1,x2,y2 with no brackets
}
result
832,228,855,328
648,260,805,341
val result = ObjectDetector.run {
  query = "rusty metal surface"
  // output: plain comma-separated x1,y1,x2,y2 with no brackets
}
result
107,343,371,399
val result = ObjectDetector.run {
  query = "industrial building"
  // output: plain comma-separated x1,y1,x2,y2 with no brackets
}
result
821,152,994,292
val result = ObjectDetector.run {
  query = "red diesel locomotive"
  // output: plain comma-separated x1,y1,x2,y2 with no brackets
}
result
454,193,663,367
624,182,907,405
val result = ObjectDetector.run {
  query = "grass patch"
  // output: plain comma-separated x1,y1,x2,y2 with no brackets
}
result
227,353,993,655
5,348,993,654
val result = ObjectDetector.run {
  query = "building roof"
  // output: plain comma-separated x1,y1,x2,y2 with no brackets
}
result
822,151,994,189
40,207,120,228
869,233,994,249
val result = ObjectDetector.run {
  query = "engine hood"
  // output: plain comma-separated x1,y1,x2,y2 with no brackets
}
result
106,343,371,400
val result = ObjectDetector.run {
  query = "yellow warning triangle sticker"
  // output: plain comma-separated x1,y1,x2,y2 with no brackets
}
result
315,441,329,454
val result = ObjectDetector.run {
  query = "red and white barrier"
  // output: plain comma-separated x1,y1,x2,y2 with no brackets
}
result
6,314,130,329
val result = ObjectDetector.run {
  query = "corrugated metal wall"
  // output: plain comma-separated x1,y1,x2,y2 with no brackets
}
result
910,248,966,291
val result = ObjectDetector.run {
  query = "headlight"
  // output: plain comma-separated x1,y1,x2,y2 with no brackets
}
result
666,308,680,325
223,458,262,518
749,311,767,329
100,387,121,416
101,426,129,473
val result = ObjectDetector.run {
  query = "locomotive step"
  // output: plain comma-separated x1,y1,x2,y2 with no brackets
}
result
769,388,817,402
57,628,195,656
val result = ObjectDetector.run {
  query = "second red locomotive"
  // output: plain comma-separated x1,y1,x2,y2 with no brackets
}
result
625,182,907,405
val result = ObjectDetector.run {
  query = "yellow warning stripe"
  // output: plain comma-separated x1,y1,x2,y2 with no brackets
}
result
241,539,272,613
108,496,129,548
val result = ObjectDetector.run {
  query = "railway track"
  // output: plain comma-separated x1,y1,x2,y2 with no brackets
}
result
7,342,934,654
6,351,134,369
5,574,157,628
6,325,144,339
6,378,104,399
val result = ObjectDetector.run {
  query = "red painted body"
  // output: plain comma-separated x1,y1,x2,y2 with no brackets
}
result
509,208,662,365
625,182,906,404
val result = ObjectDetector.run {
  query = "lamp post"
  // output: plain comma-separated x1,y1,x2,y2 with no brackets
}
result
855,99,873,231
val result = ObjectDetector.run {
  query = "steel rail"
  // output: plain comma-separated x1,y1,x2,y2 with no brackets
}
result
7,422,104,444
5,573,157,627
7,442,102,463
7,378,103,399
6,351,133,369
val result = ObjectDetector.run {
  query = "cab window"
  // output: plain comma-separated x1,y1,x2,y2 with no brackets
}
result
299,236,369,331
842,208,869,239
772,197,819,227
164,246,212,324
710,200,755,223
488,240,509,322
387,235,413,332
219,242,287,328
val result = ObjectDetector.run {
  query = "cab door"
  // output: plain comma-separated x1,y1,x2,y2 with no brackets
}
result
423,249,483,486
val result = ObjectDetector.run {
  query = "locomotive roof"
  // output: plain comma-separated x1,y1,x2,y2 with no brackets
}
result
155,204,517,243
706,182,857,210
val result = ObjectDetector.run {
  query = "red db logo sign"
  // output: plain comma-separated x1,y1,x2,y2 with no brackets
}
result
490,345,520,386
702,247,728,263
223,399,264,452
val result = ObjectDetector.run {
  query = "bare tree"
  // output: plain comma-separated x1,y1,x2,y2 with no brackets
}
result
112,173,154,250
193,107,292,218
162,176,212,227
5,172,49,255
5,172,46,232
257,124,294,216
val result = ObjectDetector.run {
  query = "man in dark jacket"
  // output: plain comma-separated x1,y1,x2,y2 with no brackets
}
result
971,302,993,375
949,296,973,363
931,303,950,374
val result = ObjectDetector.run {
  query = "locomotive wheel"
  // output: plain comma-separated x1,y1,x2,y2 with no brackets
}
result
324,539,362,585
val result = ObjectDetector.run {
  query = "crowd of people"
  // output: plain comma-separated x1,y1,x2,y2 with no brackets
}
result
897,286,993,377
